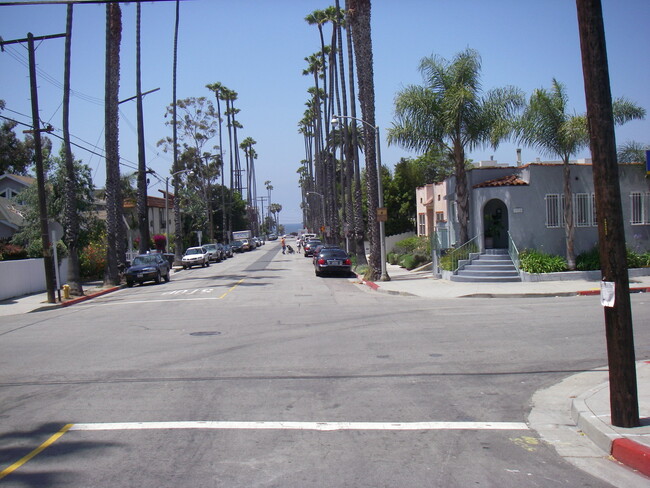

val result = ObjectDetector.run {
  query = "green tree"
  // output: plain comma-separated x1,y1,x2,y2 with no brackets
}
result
515,78,645,269
388,48,525,245
617,140,649,164
0,118,33,176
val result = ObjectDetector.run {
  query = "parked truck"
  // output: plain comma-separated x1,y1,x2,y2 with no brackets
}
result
232,230,253,251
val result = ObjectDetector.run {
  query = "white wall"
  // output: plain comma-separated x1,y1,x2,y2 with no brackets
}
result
0,258,69,301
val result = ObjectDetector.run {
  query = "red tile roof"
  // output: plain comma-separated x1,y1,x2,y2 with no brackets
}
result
473,174,528,188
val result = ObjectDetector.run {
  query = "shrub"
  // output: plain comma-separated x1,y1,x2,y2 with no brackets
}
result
0,242,28,260
577,247,600,271
80,241,107,279
393,235,430,256
519,249,567,273
153,234,167,252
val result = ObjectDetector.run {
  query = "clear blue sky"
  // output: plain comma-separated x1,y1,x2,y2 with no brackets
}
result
1,0,648,225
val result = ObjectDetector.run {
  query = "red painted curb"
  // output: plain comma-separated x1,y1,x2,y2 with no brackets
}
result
611,438,650,477
577,287,650,296
60,286,121,307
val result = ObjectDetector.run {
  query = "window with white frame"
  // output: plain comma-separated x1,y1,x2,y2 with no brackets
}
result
591,193,598,226
574,193,592,227
418,213,426,235
630,192,650,225
545,194,563,228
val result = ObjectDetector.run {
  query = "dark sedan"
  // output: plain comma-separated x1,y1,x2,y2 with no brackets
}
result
313,248,353,277
125,253,171,287
303,239,322,257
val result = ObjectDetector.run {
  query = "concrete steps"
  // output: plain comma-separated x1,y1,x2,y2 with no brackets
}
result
450,249,521,283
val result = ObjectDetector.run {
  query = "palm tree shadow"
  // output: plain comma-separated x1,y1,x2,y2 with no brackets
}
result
0,422,121,487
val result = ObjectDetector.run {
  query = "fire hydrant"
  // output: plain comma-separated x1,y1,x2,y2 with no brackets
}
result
63,284,70,300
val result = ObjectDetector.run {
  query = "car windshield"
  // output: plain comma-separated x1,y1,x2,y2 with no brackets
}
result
204,245,216,250
232,240,243,246
186,248,202,255
307,240,321,246
132,255,157,266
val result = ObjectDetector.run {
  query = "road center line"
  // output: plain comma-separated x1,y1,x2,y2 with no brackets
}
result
0,423,73,480
70,420,529,432
219,278,245,299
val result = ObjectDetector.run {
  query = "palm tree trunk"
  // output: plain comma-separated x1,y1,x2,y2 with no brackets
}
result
104,2,124,286
454,140,469,245
562,157,576,269
345,0,367,266
136,2,150,254
348,0,378,278
62,3,83,296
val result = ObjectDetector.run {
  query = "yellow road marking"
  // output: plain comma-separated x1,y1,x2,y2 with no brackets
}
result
219,278,244,299
0,423,73,480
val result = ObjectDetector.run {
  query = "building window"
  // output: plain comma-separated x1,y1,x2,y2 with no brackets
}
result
545,194,563,228
418,213,426,235
630,192,650,225
0,188,19,199
591,193,598,226
574,193,591,227
435,211,444,222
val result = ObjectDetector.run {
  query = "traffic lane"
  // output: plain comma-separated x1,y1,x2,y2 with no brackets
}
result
0,423,612,488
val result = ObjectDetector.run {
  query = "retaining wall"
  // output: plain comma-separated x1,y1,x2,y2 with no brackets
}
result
0,258,69,301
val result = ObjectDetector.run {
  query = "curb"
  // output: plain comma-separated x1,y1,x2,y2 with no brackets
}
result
29,285,122,312
571,371,650,478
577,287,650,296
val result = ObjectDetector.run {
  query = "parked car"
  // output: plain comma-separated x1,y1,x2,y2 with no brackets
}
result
203,243,222,262
218,243,232,258
125,253,171,287
241,239,252,251
230,240,245,253
303,239,322,257
313,248,353,277
182,246,210,269
268,233,278,241
224,243,235,257
311,244,340,264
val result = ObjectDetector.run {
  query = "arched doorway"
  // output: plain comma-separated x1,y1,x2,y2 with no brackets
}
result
483,199,508,249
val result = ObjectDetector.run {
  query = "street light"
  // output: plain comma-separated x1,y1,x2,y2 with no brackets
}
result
165,169,193,252
306,191,325,236
331,115,389,281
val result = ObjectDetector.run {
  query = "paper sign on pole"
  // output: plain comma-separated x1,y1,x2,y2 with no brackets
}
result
600,281,615,307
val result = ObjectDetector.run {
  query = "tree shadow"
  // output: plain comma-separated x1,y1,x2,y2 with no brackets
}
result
0,422,120,487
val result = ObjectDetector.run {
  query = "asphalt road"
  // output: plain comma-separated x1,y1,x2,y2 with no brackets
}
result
1,242,649,487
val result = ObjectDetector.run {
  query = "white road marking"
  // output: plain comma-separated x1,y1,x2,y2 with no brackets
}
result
70,420,529,432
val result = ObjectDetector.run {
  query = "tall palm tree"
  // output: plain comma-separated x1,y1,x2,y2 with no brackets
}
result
172,0,182,261
135,2,150,254
516,78,645,269
344,0,367,265
62,3,83,296
206,82,228,241
348,0,380,279
104,1,124,286
388,48,525,245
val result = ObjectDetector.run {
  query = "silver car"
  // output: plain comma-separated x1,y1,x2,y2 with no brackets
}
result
182,246,210,269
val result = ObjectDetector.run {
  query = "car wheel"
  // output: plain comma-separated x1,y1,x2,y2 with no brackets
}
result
126,280,134,287
315,268,321,277
154,271,161,284
205,260,210,267
164,270,170,282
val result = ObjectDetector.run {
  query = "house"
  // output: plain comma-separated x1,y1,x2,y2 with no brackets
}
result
438,160,650,257
123,191,175,244
0,174,34,240
415,182,449,247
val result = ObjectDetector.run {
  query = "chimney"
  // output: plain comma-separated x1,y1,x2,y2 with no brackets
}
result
516,148,522,166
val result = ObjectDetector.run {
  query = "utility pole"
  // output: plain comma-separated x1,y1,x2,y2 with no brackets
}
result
2,32,65,304
576,0,639,428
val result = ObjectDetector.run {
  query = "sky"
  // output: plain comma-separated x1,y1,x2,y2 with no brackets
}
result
1,0,648,225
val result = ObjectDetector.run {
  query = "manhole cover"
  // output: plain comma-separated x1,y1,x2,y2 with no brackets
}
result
190,331,221,337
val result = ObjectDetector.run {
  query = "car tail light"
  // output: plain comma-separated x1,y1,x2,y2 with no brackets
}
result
318,258,327,265
344,259,351,265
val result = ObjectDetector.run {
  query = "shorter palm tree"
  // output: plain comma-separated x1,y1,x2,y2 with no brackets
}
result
516,78,645,269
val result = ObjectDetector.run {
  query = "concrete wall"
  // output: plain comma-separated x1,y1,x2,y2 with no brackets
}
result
0,258,69,301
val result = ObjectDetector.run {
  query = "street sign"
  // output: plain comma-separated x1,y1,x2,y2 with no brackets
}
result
376,207,388,222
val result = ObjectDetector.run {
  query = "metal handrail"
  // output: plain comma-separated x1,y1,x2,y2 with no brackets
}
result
507,231,520,271
448,235,480,273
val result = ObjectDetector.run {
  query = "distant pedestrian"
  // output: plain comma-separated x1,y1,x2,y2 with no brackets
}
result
281,237,286,254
